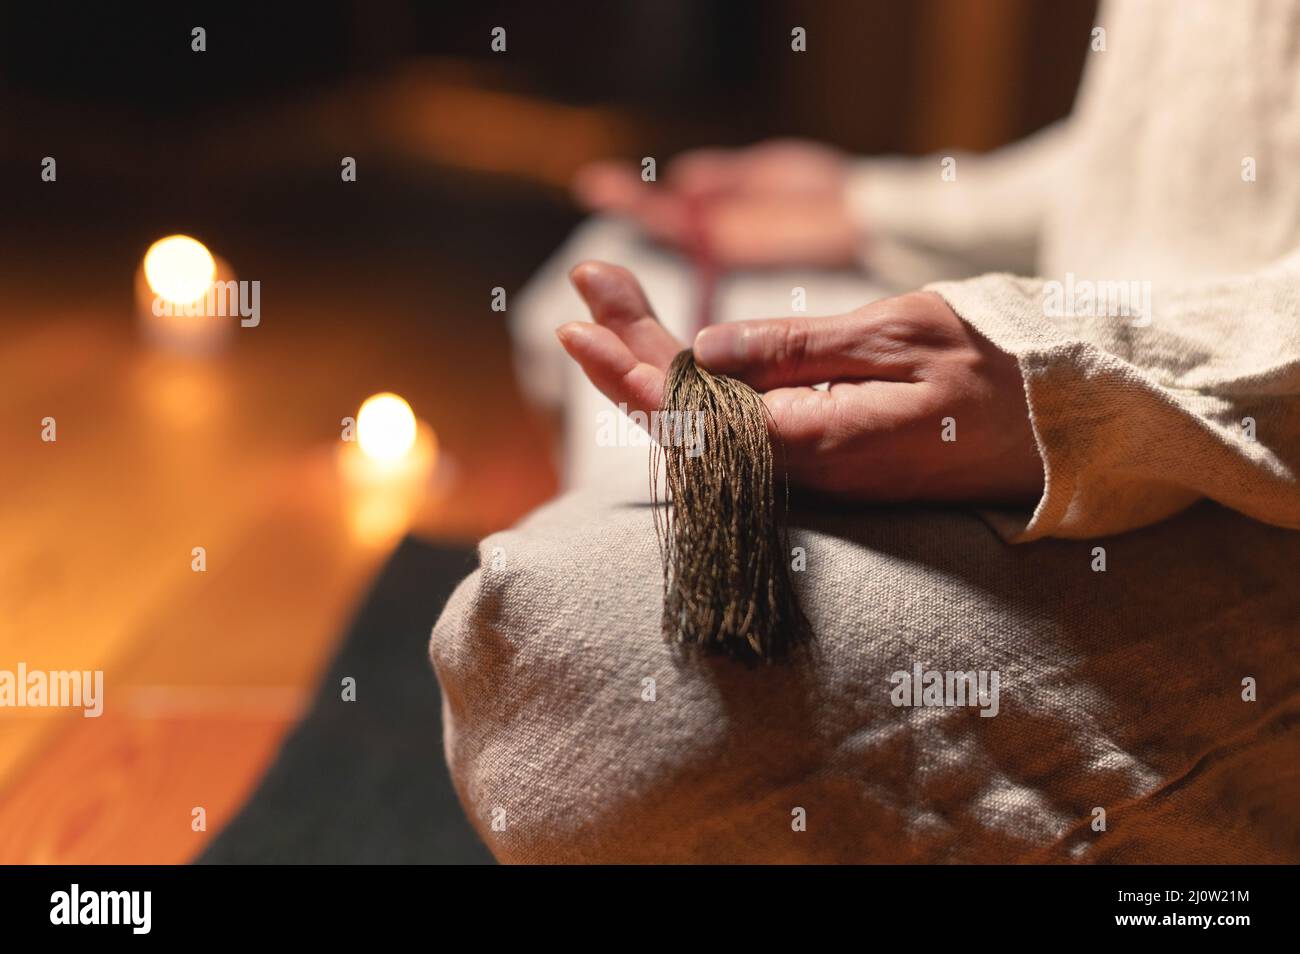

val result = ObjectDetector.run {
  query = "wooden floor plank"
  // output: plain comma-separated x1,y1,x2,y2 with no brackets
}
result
0,706,297,864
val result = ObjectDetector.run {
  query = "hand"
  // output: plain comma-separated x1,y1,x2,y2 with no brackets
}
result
557,261,1044,505
572,140,859,269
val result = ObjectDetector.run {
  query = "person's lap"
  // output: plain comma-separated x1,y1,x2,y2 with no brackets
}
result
431,492,1298,862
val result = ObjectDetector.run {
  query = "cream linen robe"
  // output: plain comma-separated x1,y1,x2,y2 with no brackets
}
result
853,0,1300,539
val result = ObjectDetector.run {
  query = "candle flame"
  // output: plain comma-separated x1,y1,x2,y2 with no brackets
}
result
357,392,418,462
143,235,216,306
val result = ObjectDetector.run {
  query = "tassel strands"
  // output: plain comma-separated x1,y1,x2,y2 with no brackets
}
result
651,350,812,662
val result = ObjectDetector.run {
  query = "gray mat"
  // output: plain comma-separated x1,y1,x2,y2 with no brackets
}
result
199,537,494,864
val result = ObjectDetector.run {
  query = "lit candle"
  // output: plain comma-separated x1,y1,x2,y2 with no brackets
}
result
135,234,236,354
339,392,438,545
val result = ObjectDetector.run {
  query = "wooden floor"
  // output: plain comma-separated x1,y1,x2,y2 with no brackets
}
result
0,262,557,863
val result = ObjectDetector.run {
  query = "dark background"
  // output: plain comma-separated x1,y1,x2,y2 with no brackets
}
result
0,0,1097,299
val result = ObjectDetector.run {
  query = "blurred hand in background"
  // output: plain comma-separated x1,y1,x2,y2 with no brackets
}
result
572,140,861,269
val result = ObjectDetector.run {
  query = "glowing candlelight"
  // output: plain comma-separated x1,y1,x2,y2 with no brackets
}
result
357,392,418,462
135,234,235,354
339,392,438,545
143,235,216,305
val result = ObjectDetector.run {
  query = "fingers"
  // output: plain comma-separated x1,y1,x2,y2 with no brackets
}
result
667,148,741,201
571,162,690,247
577,152,741,210
693,311,914,391
559,261,683,416
762,380,897,445
569,261,683,369
555,322,665,415
763,381,930,501
703,196,859,268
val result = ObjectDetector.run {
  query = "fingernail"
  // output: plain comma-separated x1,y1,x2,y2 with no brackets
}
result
568,261,605,293
555,323,583,348
693,326,732,367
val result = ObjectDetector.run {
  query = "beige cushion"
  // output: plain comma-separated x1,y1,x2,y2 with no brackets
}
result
430,492,1299,863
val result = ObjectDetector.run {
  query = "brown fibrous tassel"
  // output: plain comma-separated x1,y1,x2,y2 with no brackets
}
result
650,350,812,662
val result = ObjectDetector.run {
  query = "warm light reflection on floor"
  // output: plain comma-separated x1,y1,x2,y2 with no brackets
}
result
338,422,439,547
130,352,228,429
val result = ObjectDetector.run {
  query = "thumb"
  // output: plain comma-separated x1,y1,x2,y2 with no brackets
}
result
692,312,900,391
